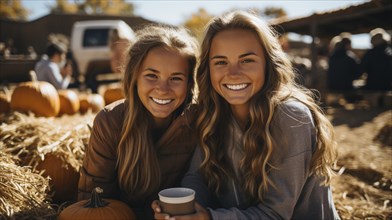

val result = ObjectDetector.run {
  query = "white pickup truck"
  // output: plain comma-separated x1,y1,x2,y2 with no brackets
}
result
70,20,135,92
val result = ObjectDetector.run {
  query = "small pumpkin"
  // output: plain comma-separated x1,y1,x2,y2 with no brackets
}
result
58,90,80,116
103,87,124,105
0,93,11,114
58,187,136,220
10,81,60,117
79,94,105,114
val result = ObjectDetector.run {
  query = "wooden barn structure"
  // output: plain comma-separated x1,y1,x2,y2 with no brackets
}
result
271,0,392,77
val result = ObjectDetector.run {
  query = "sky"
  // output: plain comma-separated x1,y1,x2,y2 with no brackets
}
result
21,0,371,48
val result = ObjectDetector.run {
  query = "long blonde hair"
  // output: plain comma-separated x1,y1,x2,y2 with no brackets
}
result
196,11,337,202
117,25,198,199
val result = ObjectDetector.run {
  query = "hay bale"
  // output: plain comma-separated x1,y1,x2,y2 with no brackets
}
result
0,152,56,219
0,112,95,204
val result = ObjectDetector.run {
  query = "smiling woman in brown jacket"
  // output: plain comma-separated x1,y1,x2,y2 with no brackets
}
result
78,25,199,219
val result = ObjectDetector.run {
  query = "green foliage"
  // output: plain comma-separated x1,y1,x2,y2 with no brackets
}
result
0,0,28,21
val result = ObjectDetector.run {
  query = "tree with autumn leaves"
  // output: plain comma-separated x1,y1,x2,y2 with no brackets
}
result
49,0,134,16
0,0,28,21
0,0,134,21
183,7,286,42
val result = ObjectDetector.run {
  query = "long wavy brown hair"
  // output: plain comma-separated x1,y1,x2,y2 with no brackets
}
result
117,25,198,199
196,11,337,202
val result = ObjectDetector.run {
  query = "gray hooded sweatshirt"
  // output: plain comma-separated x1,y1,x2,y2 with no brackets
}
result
182,100,340,220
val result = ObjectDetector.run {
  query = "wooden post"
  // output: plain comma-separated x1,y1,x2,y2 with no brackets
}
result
310,15,318,88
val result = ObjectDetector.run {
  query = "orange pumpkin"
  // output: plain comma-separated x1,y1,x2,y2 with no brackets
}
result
79,94,105,114
103,87,124,105
58,187,136,220
10,81,60,117
0,93,11,113
58,90,80,116
34,153,80,204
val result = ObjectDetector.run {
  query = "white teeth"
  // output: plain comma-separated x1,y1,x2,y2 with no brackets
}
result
225,84,248,91
152,98,172,105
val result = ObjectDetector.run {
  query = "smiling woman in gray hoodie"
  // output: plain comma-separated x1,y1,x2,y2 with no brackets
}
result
152,11,340,220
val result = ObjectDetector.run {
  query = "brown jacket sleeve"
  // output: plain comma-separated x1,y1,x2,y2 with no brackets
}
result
78,102,124,201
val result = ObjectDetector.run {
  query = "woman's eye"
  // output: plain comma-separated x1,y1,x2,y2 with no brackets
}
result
241,59,254,64
214,60,227,66
171,76,184,81
145,74,158,79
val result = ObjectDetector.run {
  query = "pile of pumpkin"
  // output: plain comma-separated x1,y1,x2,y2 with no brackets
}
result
0,80,124,117
0,80,137,219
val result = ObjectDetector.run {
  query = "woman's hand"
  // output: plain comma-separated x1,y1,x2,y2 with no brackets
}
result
151,200,170,220
151,200,211,220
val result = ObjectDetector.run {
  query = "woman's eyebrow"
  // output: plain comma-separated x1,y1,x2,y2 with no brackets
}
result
210,55,227,60
171,72,186,76
239,52,257,58
210,52,257,61
142,67,159,73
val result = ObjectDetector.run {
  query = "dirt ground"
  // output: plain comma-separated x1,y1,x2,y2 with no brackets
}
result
327,105,392,219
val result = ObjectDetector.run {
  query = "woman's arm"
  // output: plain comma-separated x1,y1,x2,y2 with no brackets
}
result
181,147,214,208
78,110,121,200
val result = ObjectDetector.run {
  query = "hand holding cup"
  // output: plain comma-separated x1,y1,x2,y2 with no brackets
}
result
158,187,195,216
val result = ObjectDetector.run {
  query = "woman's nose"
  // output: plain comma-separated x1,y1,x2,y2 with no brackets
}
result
155,80,170,93
228,63,240,76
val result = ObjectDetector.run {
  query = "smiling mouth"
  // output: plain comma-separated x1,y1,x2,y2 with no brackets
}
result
224,83,250,91
151,97,173,105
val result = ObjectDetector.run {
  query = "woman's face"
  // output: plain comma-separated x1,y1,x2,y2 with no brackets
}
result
209,29,266,109
137,47,189,125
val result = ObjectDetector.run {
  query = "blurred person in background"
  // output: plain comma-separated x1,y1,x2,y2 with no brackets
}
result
35,42,72,89
26,46,37,59
3,38,17,59
361,28,392,91
109,28,133,73
327,32,362,92
65,50,81,89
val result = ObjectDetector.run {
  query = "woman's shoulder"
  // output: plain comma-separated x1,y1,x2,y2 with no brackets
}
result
166,104,199,136
274,100,313,125
177,104,199,126
94,99,127,129
103,98,127,112
274,99,316,128
271,100,316,161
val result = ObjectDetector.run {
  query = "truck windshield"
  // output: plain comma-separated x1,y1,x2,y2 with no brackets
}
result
83,28,110,47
